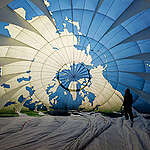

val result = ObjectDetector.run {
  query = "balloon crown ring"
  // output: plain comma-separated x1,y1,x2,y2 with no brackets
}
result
56,63,91,92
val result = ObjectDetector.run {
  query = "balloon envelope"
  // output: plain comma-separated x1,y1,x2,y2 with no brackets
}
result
0,0,150,113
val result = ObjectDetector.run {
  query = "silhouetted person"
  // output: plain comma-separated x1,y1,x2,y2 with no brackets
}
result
123,88,133,123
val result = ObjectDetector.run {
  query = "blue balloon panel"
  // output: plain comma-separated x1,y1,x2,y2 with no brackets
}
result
0,0,150,113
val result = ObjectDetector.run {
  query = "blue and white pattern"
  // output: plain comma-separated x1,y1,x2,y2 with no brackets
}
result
0,0,150,113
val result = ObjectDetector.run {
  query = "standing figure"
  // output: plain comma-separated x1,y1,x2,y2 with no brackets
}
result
123,88,134,123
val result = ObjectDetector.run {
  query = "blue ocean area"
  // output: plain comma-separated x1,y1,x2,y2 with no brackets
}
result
26,86,35,97
37,104,47,111
0,22,10,37
17,76,31,83
53,47,59,50
8,0,44,20
17,86,36,110
23,98,34,110
26,70,31,73
21,86,37,110
1,83,10,88
4,101,16,107
18,95,26,103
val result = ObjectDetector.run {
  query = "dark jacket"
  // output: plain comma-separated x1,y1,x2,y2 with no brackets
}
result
123,93,133,108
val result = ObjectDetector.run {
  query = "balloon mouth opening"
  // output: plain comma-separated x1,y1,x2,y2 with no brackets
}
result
56,63,91,92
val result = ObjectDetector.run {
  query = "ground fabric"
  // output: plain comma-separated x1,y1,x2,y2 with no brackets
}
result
0,113,150,150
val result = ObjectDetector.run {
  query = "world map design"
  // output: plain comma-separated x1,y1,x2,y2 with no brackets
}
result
0,0,150,113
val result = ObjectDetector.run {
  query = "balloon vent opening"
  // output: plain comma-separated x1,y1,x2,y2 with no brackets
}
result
57,63,91,92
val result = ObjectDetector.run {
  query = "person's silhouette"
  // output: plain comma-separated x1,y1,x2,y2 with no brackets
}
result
123,88,134,125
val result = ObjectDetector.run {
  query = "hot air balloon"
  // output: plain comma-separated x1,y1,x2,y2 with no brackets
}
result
0,0,150,115
1,1,150,150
